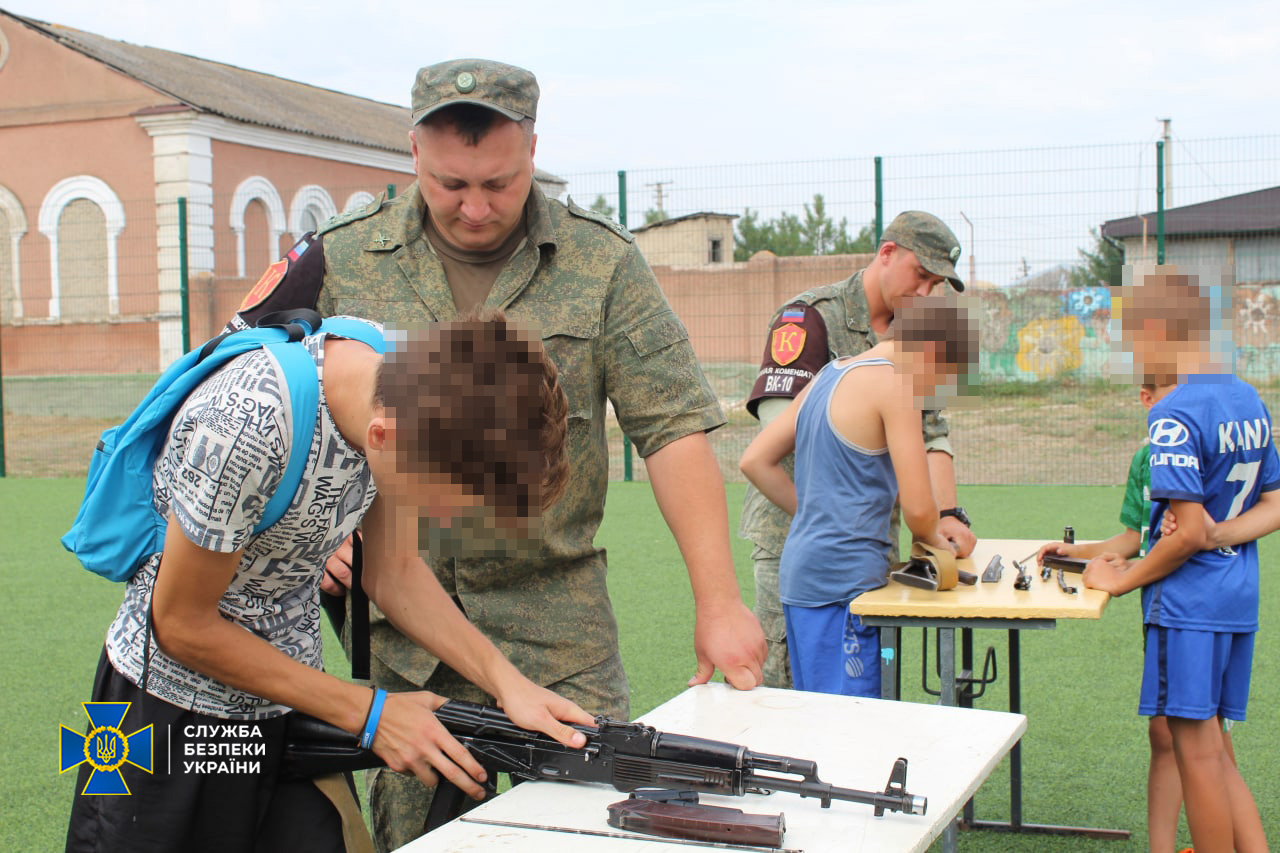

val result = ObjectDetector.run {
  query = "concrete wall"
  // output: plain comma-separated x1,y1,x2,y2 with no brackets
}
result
654,251,871,363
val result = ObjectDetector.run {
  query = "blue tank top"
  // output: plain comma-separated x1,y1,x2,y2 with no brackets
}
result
779,357,898,607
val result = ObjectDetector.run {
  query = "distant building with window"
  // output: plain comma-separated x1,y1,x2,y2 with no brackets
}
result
631,212,738,268
1101,186,1280,283
0,11,566,373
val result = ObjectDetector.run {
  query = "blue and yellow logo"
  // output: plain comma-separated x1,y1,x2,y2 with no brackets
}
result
60,702,153,795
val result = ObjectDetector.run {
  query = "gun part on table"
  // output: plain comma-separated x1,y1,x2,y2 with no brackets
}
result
607,792,787,849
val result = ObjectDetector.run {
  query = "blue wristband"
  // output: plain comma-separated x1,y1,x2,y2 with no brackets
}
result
359,688,387,749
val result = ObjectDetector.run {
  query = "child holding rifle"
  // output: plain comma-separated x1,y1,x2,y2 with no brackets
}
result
739,293,976,697
66,311,592,853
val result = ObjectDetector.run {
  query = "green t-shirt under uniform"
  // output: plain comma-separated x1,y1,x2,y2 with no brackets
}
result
1119,442,1152,556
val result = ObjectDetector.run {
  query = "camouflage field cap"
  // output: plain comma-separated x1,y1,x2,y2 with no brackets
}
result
881,211,965,291
412,59,539,125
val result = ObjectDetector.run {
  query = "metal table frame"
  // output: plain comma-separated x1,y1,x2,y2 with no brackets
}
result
866,615,1131,845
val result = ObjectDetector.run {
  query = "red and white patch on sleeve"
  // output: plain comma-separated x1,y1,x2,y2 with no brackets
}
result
238,259,288,312
770,323,807,366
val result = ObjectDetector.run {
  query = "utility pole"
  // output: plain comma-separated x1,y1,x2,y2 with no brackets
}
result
959,211,976,288
1158,117,1172,207
644,180,673,217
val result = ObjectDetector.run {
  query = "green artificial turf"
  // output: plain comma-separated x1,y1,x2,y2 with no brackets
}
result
4,479,1277,851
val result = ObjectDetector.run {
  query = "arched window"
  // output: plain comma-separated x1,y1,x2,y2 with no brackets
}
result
289,185,337,240
229,176,286,277
0,184,27,322
37,176,125,320
343,191,376,214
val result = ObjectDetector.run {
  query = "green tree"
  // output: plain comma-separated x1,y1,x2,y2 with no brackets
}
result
643,208,668,225
589,194,616,220
734,194,873,260
1068,228,1124,288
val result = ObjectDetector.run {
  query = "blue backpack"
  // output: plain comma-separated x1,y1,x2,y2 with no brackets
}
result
61,311,385,582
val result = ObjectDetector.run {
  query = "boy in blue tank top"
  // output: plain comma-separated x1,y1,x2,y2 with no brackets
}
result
739,293,977,697
1083,268,1279,853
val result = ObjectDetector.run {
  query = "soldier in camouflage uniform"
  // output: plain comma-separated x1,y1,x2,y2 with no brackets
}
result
740,212,979,688
235,59,766,851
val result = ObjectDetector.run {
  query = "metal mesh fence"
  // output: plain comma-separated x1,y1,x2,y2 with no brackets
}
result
3,135,1278,482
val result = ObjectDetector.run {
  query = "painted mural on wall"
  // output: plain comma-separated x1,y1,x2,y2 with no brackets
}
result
977,283,1280,383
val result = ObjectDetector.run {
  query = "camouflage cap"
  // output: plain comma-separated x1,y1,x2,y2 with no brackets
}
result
881,211,965,291
411,59,539,125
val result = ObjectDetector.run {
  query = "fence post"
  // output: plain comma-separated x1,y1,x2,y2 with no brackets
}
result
873,156,883,245
387,183,397,200
178,197,191,353
617,169,633,482
1155,141,1165,264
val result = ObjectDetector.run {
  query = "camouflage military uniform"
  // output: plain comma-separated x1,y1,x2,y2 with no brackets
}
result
239,180,724,850
739,270,952,688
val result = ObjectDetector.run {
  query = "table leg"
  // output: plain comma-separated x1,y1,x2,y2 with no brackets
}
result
1009,628,1023,828
939,627,957,853
938,627,956,707
942,817,958,853
879,626,900,700
961,628,975,826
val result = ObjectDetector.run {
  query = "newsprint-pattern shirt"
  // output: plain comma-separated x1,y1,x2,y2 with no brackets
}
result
105,321,379,719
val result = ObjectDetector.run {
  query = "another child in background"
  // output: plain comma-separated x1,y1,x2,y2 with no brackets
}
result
1083,267,1278,853
739,293,976,697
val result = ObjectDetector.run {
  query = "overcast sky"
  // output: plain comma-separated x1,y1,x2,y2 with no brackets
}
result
13,0,1280,281
17,0,1279,170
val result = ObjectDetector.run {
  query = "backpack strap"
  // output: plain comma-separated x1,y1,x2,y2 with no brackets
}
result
318,317,386,354
256,308,324,341
255,341,321,533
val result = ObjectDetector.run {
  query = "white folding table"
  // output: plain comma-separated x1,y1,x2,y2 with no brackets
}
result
402,682,1025,852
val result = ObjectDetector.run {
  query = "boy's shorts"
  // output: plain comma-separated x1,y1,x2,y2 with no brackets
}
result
783,603,880,698
1139,625,1254,721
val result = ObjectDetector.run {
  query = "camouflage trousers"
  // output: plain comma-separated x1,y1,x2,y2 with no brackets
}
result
751,545,793,690
366,652,630,853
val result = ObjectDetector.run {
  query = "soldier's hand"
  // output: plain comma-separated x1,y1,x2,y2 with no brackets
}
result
689,600,766,690
493,679,593,749
370,691,489,799
938,516,976,558
321,534,355,596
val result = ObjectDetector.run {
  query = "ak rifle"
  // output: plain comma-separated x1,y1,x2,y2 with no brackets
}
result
283,698,927,830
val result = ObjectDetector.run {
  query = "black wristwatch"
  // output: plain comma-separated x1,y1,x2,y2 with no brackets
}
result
939,507,971,528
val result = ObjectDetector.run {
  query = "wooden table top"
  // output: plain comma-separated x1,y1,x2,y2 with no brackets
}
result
849,538,1112,621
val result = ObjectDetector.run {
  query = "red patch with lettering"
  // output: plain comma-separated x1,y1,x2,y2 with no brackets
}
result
770,323,806,366
238,259,288,312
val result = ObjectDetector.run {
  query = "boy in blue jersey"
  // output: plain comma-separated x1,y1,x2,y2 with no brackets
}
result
739,293,976,697
1083,269,1279,853
1042,379,1277,850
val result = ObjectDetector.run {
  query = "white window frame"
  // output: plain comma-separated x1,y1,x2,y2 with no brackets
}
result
229,176,286,277
0,184,27,320
38,176,126,319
